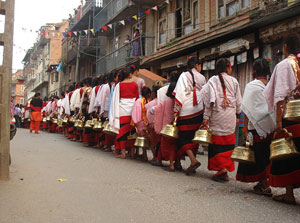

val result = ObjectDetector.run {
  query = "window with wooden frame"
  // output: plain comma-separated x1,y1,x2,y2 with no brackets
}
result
193,0,199,29
158,7,167,45
183,0,191,22
217,0,250,19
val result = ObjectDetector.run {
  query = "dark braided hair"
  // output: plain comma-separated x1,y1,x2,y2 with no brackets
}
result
215,58,231,97
187,56,202,88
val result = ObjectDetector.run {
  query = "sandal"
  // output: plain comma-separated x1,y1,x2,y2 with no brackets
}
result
212,172,228,182
185,162,201,176
151,160,163,167
164,166,175,172
253,183,272,197
273,194,296,205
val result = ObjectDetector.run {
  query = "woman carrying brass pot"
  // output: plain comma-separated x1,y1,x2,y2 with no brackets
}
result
264,34,300,205
173,57,206,175
201,58,242,182
109,67,139,159
236,58,276,195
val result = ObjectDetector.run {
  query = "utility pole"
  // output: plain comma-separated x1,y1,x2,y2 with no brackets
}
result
0,0,15,180
74,35,81,83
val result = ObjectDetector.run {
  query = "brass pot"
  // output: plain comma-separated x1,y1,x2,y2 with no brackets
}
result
63,116,69,124
58,119,63,128
74,119,79,128
91,118,98,126
103,121,119,136
77,118,85,130
193,126,213,146
284,99,300,121
270,128,300,161
52,118,58,124
84,120,93,129
69,116,76,123
93,119,103,132
160,118,179,139
134,136,150,149
231,141,255,164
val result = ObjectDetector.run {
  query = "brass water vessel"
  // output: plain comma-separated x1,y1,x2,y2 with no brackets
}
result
270,128,300,160
284,99,300,121
134,136,150,149
160,118,179,139
103,120,119,135
63,116,69,124
84,120,93,129
93,119,103,132
193,126,213,146
231,141,255,163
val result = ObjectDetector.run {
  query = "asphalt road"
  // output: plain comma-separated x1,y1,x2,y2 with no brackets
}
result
1,128,300,223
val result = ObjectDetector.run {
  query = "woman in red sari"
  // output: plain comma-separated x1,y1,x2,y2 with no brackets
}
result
109,67,139,159
30,93,43,134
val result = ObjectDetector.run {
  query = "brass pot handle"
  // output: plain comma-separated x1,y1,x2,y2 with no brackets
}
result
245,141,250,149
273,128,293,139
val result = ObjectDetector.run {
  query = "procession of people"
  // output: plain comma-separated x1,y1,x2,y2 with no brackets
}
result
20,34,300,205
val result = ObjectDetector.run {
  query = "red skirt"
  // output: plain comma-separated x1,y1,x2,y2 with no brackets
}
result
103,134,115,146
236,130,271,183
158,136,177,161
208,134,235,172
269,121,300,188
82,129,96,144
115,116,135,150
177,112,203,158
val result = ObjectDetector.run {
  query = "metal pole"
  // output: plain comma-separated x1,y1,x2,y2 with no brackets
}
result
75,36,81,83
138,6,143,57
113,22,116,69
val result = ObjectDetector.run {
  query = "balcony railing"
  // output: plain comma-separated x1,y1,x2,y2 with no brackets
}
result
94,0,130,28
70,0,103,30
97,36,154,74
32,73,49,91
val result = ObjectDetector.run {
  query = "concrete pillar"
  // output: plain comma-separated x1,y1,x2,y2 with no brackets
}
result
0,0,15,180
204,0,210,32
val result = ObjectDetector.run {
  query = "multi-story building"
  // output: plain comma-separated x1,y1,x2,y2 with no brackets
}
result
23,20,69,100
23,48,37,104
93,0,167,84
11,69,25,105
93,0,300,92
59,0,103,92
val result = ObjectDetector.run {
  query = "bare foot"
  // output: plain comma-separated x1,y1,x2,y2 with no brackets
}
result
117,154,126,159
273,194,296,205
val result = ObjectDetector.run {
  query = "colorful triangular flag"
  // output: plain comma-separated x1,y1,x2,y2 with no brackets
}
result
132,15,138,20
102,26,107,31
68,32,72,37
62,32,66,37
96,27,101,32
90,29,95,34
74,31,77,36
145,9,151,15
119,20,125,26
139,12,144,17
165,0,169,4
108,24,113,29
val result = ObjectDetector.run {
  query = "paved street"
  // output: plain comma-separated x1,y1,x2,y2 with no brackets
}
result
1,128,300,223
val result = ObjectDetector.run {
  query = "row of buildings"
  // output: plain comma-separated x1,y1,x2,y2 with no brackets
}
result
22,0,300,104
